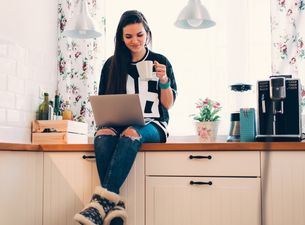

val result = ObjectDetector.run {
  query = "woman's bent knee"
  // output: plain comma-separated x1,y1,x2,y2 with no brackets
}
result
95,128,117,137
121,127,141,140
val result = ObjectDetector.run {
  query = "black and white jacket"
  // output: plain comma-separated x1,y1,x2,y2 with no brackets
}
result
98,48,177,140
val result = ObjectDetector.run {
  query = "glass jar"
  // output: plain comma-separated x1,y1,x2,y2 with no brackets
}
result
63,100,73,120
229,83,254,112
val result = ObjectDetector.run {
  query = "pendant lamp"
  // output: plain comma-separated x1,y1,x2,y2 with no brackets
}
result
175,0,215,29
62,0,102,39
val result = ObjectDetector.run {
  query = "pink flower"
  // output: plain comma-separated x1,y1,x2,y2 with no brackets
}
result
75,95,81,102
280,44,287,54
59,57,66,74
286,9,293,16
279,0,285,7
198,125,209,139
83,61,87,71
289,57,296,64
297,40,303,49
199,129,209,139
191,97,222,122
75,52,81,58
213,102,220,108
203,98,210,104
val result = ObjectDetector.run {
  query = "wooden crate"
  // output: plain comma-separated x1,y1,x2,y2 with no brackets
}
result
32,120,88,144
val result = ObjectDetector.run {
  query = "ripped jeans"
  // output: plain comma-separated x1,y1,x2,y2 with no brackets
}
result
94,123,164,194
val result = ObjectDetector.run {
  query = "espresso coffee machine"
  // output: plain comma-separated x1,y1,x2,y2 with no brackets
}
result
256,75,302,141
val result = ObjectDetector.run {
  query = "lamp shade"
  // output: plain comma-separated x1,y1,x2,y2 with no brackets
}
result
62,0,102,39
175,0,215,29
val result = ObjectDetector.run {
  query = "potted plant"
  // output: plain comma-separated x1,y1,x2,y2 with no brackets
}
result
190,98,222,142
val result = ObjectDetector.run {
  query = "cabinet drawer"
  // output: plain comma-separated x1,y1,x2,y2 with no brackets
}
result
146,176,261,225
145,151,260,176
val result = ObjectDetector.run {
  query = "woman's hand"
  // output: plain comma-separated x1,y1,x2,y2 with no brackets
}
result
153,60,173,109
154,61,168,84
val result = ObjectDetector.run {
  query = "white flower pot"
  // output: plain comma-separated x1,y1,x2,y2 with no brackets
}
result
195,121,220,142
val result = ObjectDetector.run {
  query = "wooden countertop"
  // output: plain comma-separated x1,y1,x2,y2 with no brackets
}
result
0,136,304,152
0,143,40,151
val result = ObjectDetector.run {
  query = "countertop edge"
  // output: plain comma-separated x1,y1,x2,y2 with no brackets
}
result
0,143,41,151
1,141,305,151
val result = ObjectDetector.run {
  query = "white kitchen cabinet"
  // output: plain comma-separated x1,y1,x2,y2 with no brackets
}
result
0,151,43,225
43,151,145,225
261,151,305,225
119,152,145,225
145,151,261,225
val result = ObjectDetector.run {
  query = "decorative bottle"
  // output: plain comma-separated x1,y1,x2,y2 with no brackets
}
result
48,101,54,120
53,90,62,120
38,93,49,120
63,100,73,120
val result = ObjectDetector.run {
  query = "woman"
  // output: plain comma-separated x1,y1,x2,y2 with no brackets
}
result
74,10,177,225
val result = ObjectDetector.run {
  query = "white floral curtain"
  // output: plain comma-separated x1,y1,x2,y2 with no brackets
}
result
57,0,106,135
271,0,305,81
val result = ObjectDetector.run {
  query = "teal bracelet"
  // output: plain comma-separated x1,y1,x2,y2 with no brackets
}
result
159,79,171,89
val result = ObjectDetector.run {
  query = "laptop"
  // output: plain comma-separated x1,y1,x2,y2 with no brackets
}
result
89,94,145,126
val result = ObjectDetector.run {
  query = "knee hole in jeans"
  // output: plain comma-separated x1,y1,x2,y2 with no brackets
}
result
121,127,141,140
95,128,117,137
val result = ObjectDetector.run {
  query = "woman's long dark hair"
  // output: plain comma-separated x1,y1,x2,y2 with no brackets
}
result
105,10,152,94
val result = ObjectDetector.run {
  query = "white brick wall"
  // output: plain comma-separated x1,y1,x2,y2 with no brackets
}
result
8,76,25,94
0,41,56,143
0,109,6,122
8,44,27,65
7,109,22,123
0,91,15,108
0,57,17,76
0,74,7,90
0,126,30,143
0,44,8,56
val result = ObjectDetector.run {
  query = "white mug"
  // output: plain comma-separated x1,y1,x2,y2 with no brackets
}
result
136,60,154,81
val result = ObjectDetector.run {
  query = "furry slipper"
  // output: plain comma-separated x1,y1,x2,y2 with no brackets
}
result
74,202,105,225
74,186,121,225
103,201,128,225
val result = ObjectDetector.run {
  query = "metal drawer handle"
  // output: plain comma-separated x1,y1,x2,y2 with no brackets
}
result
190,181,213,185
189,155,212,160
82,155,96,159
